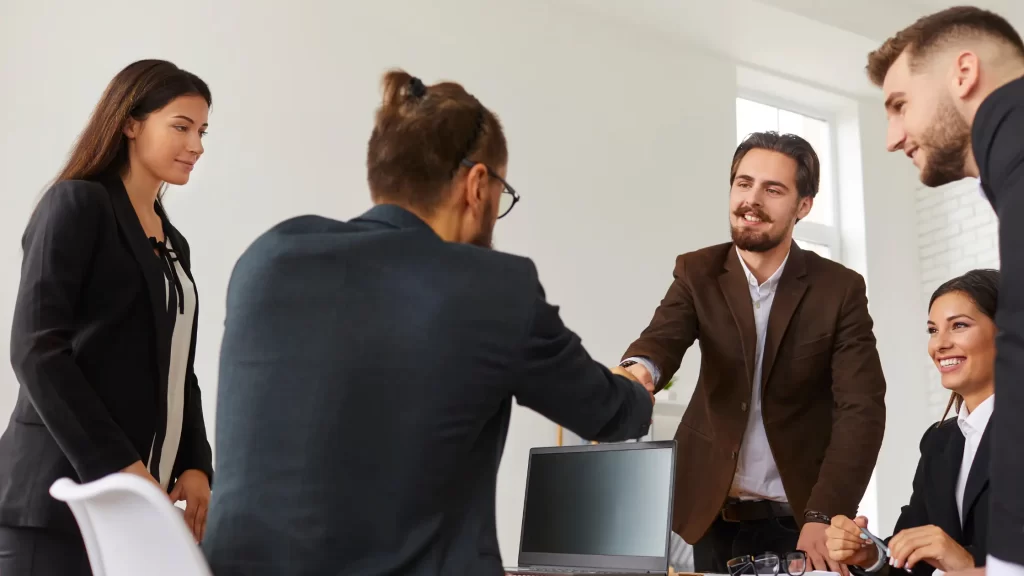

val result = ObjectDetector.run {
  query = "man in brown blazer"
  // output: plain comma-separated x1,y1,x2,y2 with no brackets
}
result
621,131,886,575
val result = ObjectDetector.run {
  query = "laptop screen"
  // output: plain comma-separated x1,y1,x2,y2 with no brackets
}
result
519,442,674,563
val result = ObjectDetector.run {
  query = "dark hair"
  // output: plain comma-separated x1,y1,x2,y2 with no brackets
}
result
366,69,508,213
731,131,820,199
928,268,1001,423
867,6,1024,87
56,60,211,185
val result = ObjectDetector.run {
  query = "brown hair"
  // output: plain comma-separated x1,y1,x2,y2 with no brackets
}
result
366,69,508,213
56,59,211,184
928,268,1000,425
866,6,1024,87
731,131,820,199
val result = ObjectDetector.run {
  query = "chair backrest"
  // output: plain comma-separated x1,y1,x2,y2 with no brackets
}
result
50,474,212,576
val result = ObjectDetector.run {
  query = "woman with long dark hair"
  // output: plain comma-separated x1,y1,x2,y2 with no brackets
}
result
826,269,998,576
0,59,214,575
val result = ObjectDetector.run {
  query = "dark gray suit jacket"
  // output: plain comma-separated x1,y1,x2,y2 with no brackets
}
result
974,74,1024,566
202,204,652,576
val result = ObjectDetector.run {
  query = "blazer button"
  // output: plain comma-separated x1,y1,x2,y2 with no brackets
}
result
731,450,738,460
740,402,748,412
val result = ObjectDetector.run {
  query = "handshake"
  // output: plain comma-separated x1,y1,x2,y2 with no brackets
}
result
611,363,656,405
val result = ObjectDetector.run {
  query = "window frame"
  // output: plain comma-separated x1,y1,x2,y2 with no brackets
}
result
735,90,842,262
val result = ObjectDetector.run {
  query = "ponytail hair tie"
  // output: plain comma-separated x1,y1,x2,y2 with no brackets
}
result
408,77,427,98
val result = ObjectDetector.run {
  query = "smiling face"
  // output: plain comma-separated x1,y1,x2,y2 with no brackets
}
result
729,149,812,252
123,94,209,186
882,51,973,187
927,290,997,395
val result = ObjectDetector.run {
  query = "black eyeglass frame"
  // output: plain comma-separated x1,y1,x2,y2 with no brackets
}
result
460,158,519,219
726,551,808,576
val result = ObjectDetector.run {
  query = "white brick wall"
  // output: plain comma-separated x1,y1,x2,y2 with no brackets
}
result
916,179,1000,420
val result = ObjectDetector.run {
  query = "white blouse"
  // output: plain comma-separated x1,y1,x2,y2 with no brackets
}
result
146,237,195,490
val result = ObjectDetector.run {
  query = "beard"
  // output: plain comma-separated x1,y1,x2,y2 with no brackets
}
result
730,205,791,253
918,97,972,188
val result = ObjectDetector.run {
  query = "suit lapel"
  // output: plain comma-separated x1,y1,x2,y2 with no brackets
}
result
761,243,808,390
106,179,172,437
961,420,992,525
934,425,965,540
718,249,757,388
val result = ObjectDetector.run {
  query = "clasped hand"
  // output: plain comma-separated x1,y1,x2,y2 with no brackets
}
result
611,364,656,405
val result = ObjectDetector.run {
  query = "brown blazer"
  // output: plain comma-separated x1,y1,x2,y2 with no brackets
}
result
623,242,886,544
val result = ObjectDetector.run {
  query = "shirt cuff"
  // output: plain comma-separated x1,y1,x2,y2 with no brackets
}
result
622,356,661,384
989,556,1024,576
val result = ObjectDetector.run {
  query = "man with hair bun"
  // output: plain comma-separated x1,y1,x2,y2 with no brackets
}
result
202,69,654,576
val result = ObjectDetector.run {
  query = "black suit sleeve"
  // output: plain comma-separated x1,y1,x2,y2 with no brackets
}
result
511,282,653,442
172,373,214,486
9,182,140,482
889,427,932,536
861,427,935,576
978,85,1024,566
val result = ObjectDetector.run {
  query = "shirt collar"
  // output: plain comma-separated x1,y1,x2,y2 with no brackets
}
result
736,247,790,290
958,394,995,437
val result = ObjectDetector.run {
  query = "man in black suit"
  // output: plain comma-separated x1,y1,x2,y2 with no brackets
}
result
866,8,1024,576
201,71,654,575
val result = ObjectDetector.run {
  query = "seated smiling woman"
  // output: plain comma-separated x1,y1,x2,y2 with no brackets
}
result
825,269,998,576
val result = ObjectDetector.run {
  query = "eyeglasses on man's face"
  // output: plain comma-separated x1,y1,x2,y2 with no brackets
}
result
460,159,520,219
727,551,807,576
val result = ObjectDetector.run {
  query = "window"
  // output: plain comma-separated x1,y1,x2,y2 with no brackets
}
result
736,97,839,260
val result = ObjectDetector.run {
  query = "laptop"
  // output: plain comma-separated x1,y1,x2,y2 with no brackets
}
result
505,440,677,575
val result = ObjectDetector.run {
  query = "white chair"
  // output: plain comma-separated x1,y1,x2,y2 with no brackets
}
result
49,473,212,576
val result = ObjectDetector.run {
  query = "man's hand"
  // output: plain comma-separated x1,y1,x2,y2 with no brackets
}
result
888,525,973,572
799,521,848,576
121,460,160,488
169,469,211,543
624,362,656,393
826,515,877,568
611,365,655,405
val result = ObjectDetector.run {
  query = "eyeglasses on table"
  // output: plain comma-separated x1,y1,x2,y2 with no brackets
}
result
726,551,808,576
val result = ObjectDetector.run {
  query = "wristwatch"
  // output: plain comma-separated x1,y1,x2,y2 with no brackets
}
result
803,510,831,525
619,360,638,368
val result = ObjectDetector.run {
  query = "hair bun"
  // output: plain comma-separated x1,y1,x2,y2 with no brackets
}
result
408,77,427,98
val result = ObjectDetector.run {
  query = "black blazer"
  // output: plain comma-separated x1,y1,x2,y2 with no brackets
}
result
0,178,213,534
881,418,990,576
202,204,653,576
973,74,1024,565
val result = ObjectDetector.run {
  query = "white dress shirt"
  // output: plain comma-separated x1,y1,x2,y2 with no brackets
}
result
956,396,1024,576
955,396,994,524
730,249,789,501
990,556,1024,576
628,249,790,502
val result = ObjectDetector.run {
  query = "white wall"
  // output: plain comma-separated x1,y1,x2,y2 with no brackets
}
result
856,104,931,535
0,0,950,558
917,180,1000,415
0,0,735,560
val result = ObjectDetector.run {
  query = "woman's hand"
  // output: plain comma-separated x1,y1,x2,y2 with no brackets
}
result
826,515,879,569
169,469,211,543
889,525,973,572
120,460,160,488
